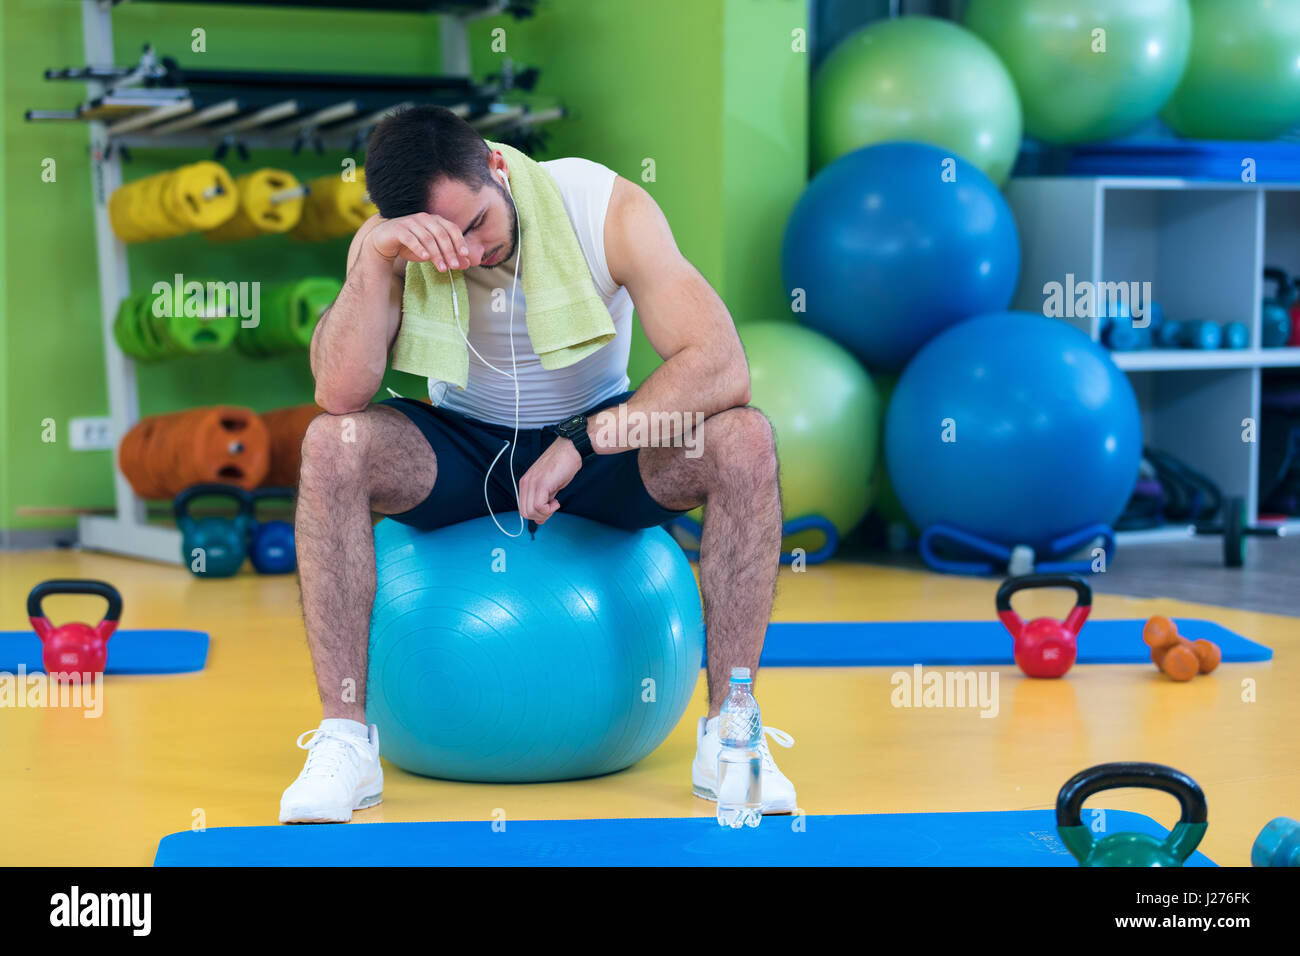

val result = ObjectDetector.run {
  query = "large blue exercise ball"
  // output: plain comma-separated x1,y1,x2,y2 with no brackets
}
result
884,312,1142,553
367,514,704,782
782,141,1021,373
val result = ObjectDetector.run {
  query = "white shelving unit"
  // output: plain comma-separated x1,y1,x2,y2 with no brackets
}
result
1004,176,1300,547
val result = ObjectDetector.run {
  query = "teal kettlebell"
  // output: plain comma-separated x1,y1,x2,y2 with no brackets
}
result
174,483,254,578
1263,267,1294,348
1056,762,1207,867
249,486,297,575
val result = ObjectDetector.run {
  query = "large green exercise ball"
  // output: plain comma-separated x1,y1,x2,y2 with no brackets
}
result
1161,0,1300,140
687,322,880,556
965,0,1191,144
811,16,1023,185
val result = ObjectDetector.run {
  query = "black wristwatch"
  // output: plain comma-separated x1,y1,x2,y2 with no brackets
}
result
554,414,596,461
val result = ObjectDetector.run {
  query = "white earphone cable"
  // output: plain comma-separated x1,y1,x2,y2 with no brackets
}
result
445,169,525,538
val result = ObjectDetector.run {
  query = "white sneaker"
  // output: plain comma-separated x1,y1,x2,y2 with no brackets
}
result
691,716,797,814
279,719,384,824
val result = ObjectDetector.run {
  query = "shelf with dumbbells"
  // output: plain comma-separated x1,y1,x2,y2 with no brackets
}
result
1007,176,1300,557
24,0,561,565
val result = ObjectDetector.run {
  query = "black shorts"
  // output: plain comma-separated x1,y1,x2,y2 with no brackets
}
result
378,388,690,532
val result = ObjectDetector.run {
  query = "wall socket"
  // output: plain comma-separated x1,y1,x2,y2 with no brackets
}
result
68,417,114,451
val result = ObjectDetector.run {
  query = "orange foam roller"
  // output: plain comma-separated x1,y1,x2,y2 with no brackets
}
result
170,406,269,491
118,406,269,498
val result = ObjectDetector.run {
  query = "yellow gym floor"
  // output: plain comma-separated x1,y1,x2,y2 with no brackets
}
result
1,550,1294,866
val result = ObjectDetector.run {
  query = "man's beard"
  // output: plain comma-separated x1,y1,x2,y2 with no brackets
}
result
480,179,520,270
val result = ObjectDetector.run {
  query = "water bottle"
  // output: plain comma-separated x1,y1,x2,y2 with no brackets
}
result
716,667,762,829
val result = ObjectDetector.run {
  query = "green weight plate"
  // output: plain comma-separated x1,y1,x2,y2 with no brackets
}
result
288,277,343,348
134,293,173,360
112,295,150,358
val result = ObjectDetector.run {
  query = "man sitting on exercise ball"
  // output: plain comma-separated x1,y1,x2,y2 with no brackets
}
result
280,104,795,822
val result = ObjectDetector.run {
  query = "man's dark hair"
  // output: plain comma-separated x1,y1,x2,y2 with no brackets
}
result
364,105,493,218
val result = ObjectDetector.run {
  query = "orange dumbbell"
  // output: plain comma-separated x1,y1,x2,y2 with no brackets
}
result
1190,638,1221,674
1144,615,1221,681
1159,640,1200,681
1143,615,1179,650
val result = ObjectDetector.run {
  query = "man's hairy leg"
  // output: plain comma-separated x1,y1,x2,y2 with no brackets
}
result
295,405,436,720
638,406,781,718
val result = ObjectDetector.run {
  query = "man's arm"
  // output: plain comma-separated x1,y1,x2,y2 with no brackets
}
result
310,217,404,414
512,177,753,522
587,177,750,453
311,211,475,414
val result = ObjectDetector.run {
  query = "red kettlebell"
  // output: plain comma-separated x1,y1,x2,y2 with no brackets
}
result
27,579,122,680
996,573,1091,679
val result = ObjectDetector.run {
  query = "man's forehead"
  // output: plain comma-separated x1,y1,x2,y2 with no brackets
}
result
428,177,479,218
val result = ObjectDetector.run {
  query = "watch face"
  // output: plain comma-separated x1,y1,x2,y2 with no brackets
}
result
560,415,585,436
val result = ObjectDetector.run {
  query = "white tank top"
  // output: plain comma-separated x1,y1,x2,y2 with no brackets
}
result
429,156,633,427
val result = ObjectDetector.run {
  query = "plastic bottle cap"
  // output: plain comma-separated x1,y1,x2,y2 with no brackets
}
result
730,667,751,682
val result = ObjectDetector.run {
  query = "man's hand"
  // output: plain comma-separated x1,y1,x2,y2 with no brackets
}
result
518,438,583,524
365,212,471,272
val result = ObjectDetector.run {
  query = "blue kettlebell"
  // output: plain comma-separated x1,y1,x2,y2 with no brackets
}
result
174,483,254,578
249,487,297,574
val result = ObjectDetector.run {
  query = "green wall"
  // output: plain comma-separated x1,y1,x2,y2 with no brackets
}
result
0,1,9,543
1,0,806,535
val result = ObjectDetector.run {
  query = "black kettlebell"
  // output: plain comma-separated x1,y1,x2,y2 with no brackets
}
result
174,483,254,578
1057,762,1207,867
249,486,297,575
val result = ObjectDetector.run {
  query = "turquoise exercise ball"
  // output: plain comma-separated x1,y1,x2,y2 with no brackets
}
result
811,16,1023,185
1162,0,1300,140
367,515,704,782
885,312,1142,553
965,0,1191,144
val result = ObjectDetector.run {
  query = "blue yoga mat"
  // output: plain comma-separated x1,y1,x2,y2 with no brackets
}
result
746,619,1270,668
154,810,1216,866
0,629,209,674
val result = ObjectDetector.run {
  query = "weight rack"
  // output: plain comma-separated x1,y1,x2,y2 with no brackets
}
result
32,0,562,564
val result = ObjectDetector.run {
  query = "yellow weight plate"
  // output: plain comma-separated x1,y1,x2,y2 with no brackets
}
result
133,172,187,240
165,161,239,231
205,168,304,241
108,183,148,243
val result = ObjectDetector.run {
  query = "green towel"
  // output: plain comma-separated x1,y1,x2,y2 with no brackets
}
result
392,140,616,389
